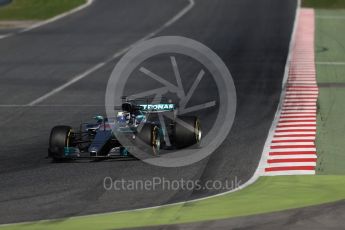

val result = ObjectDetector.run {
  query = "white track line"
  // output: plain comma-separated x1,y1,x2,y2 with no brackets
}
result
28,62,107,106
281,111,316,114
269,148,316,152
268,155,317,160
265,170,315,176
281,110,316,113
274,132,316,136
285,96,318,99
273,137,315,141
283,103,316,106
0,0,94,40
276,128,316,131
27,0,195,106
271,142,315,146
280,115,316,118
278,121,316,125
0,104,106,107
267,162,316,167
284,102,316,104
286,92,318,95
284,99,317,102
279,118,316,122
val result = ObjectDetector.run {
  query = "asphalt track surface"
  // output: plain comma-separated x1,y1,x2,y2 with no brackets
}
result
0,0,296,224
0,0,11,7
134,199,345,230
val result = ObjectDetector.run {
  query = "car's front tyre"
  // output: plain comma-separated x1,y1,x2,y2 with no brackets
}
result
48,125,73,161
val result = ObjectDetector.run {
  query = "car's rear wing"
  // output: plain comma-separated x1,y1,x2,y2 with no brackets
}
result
139,103,175,111
120,96,176,112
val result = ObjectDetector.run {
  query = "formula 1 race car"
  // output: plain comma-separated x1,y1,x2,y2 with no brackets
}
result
48,99,202,161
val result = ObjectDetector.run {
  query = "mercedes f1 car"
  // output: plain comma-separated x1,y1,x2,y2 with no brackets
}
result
48,99,202,161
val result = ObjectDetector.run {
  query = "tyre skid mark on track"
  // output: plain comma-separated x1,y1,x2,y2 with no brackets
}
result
264,9,317,176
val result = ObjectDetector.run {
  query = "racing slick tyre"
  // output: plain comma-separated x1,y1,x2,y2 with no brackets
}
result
137,124,161,156
48,125,73,161
175,116,201,148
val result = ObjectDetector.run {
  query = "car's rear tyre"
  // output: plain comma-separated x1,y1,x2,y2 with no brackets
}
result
175,116,201,148
137,124,161,156
48,125,73,161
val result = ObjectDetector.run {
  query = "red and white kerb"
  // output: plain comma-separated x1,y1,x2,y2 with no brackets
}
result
264,9,318,175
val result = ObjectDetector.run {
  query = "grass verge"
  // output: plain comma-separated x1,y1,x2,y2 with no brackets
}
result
1,175,345,230
302,0,345,9
315,10,345,174
0,0,86,20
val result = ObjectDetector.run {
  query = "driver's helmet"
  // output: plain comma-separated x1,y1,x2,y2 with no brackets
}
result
117,111,130,123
